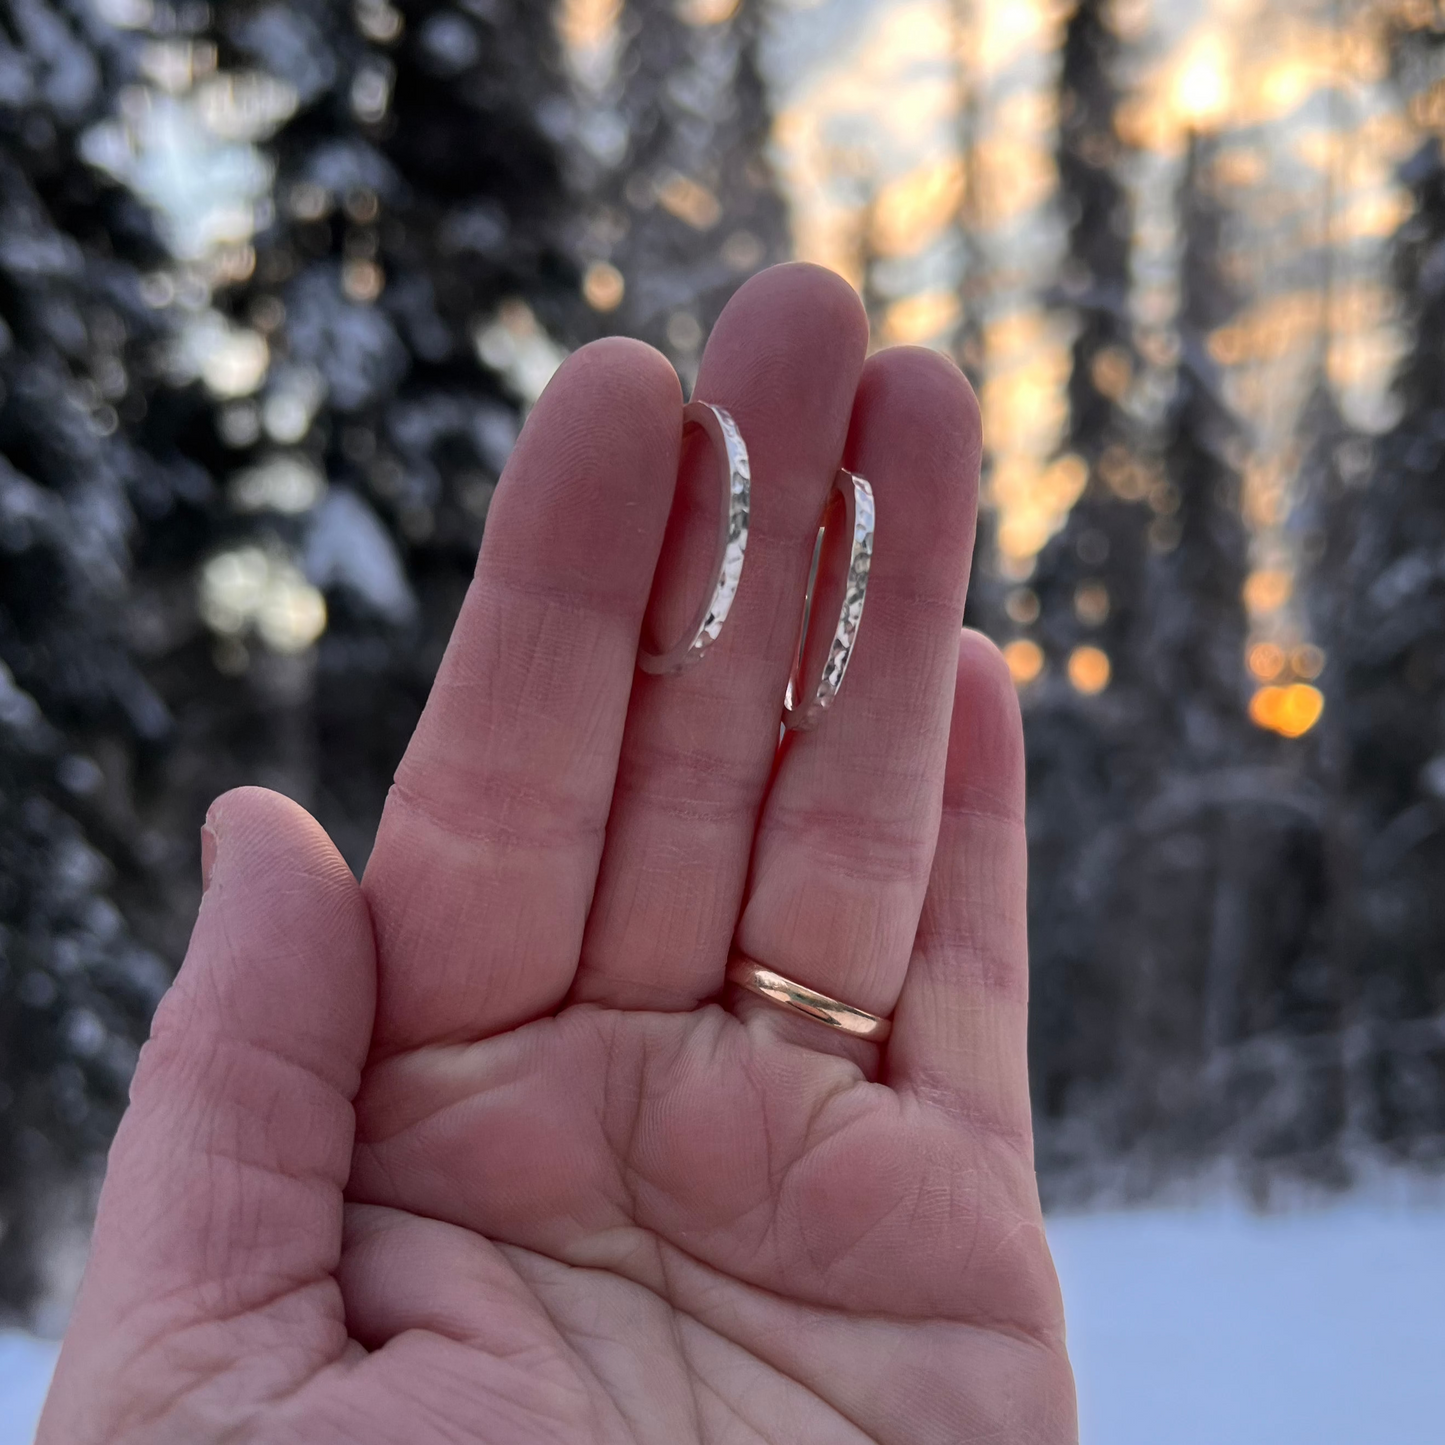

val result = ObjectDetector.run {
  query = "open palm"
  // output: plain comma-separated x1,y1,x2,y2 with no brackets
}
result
41,266,1074,1444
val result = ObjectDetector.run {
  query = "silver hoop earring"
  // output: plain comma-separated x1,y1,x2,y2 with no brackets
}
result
637,401,751,676
782,467,874,732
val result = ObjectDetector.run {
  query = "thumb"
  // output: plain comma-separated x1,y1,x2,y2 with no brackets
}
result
39,787,376,1444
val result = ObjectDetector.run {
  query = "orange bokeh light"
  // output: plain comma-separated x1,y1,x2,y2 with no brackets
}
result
1004,638,1045,687
582,260,625,311
1244,568,1294,615
1248,641,1286,680
1249,683,1324,738
1068,645,1111,694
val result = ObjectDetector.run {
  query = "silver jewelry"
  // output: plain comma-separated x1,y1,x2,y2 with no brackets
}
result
637,400,751,675
782,467,874,731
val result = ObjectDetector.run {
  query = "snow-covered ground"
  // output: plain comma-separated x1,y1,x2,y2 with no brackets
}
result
0,1333,56,1445
4,1201,1444,1443
1048,1198,1445,1444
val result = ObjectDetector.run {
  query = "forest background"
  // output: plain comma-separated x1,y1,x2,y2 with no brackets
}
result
2,0,1444,1327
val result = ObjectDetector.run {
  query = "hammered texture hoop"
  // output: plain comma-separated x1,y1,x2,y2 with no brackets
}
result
637,400,751,676
782,467,875,731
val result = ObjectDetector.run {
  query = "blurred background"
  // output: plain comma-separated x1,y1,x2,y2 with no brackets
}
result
1,0,1445,1436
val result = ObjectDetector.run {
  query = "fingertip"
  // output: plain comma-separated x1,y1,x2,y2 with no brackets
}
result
957,627,1020,711
205,781,316,834
550,333,683,413
178,788,375,1084
708,261,870,361
695,262,870,422
501,335,683,526
852,346,983,490
948,630,1026,824
529,335,683,462
844,350,981,592
202,785,361,898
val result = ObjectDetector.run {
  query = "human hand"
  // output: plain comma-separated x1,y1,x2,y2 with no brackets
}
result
39,264,1075,1444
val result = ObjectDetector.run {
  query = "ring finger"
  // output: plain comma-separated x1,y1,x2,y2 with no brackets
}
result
732,346,982,1045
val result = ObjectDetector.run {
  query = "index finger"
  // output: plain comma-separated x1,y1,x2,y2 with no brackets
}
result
362,338,683,1052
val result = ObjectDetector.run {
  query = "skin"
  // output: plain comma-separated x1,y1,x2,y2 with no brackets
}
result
39,265,1077,1444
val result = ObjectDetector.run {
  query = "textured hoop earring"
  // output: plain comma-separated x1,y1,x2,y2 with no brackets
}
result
637,401,751,676
781,467,875,732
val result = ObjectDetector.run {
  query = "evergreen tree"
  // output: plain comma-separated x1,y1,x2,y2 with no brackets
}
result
1107,135,1338,1185
561,0,786,374
191,0,579,872
0,0,177,1315
1312,125,1445,1165
1023,0,1154,1161
1024,21,1334,1190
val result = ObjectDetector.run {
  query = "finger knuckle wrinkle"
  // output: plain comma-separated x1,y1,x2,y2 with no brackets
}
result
612,749,758,825
485,562,642,631
909,1079,1034,1153
773,809,932,885
913,932,1027,997
387,778,605,854
939,796,1026,833
862,589,970,647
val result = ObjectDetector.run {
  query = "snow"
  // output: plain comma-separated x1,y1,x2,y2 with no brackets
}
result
303,487,417,627
1047,1200,1445,1445
3,1201,1443,1443
0,1334,56,1445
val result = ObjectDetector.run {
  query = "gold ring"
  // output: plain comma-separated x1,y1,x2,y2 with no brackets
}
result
726,956,892,1042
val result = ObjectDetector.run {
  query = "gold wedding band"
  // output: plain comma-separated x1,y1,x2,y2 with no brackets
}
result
726,956,892,1042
